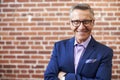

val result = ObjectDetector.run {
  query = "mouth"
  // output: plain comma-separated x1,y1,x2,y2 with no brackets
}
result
76,30,88,33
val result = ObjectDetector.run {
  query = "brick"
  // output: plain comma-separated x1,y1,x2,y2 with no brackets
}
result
115,13,120,16
10,32,22,35
17,46,29,49
31,8,44,12
60,8,69,11
4,74,16,78
110,3,120,6
24,4,36,7
7,13,20,17
111,32,120,35
0,70,5,73
16,18,28,22
38,51,50,54
24,51,37,54
0,51,8,54
45,37,58,40
45,27,59,30
9,4,22,7
24,60,36,64
18,74,30,78
17,0,29,2
3,0,15,2
45,18,58,21
7,70,12,73
28,70,34,73
32,65,44,68
32,74,43,78
9,23,22,26
31,0,42,2
53,32,65,35
3,9,15,12
10,51,22,54
0,14,5,17
0,60,9,63
14,70,20,73
3,46,15,49
21,70,27,73
38,22,51,26
32,18,44,21
10,60,22,63
3,28,15,31
104,17,116,21
16,37,29,40
24,32,36,35
111,22,120,25
17,28,29,31
0,4,8,7
45,0,57,2
95,3,108,6
4,55,16,58
38,60,49,64
4,65,16,68
31,27,44,30
31,46,43,49
46,8,58,11
31,37,43,40
96,22,109,25
0,23,8,26
31,56,44,59
52,22,65,25
52,3,64,6
23,23,36,26
16,8,29,12
18,65,30,68
0,41,4,44
17,56,29,59
104,8,117,11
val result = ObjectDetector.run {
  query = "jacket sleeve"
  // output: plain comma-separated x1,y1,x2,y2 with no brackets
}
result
44,43,59,80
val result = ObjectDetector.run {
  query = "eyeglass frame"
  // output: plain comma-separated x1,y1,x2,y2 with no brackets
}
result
71,20,94,27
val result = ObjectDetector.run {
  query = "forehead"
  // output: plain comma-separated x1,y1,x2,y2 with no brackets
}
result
70,9,92,20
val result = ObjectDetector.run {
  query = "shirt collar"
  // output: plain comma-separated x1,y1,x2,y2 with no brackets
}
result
74,36,91,48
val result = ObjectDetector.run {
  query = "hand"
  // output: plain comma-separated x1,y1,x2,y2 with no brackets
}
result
58,71,66,80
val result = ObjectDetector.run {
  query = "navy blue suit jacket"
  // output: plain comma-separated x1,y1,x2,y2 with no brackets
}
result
44,36,113,80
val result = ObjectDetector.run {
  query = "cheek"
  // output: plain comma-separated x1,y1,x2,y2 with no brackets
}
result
87,25,94,31
70,24,75,31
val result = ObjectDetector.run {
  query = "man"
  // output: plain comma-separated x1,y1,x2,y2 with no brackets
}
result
44,3,113,80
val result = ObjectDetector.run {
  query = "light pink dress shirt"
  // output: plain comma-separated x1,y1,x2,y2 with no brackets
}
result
74,36,91,73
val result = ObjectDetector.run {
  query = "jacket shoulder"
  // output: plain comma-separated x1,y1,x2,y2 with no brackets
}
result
96,41,113,51
55,37,74,45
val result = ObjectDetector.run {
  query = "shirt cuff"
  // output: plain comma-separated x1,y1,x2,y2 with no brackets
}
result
61,76,65,80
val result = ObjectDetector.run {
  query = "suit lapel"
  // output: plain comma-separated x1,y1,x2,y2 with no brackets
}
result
66,37,75,73
76,37,96,74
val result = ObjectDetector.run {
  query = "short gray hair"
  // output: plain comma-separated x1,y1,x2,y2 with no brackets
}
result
70,3,94,16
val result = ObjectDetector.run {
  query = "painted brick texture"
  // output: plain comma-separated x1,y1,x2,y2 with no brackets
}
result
0,0,120,80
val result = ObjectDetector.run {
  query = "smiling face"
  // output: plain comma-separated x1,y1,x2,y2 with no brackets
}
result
70,9,94,43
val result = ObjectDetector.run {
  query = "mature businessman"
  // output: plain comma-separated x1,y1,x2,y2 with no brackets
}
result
44,3,113,80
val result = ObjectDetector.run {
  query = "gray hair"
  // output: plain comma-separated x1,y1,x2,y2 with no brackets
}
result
70,3,94,17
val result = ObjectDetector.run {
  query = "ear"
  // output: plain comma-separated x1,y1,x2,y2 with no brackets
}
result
92,20,95,25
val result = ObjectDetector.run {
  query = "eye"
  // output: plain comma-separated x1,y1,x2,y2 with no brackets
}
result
71,20,80,25
83,20,92,24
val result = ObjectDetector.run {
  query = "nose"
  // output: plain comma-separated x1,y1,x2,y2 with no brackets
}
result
77,22,85,30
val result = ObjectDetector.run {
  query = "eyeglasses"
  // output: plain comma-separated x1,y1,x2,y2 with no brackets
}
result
71,20,93,27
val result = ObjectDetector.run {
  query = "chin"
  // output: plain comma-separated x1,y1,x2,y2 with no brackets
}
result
76,35,89,42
